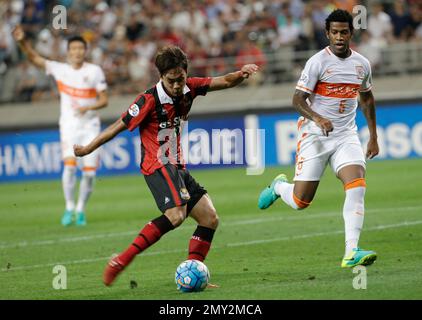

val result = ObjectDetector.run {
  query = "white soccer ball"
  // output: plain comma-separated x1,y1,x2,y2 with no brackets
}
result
175,259,210,292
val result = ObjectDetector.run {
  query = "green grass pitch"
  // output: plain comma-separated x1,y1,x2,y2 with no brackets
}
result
0,158,421,300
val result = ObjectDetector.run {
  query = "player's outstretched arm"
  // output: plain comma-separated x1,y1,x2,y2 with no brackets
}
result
359,90,379,159
75,90,109,115
292,89,333,136
12,25,46,70
208,64,259,92
73,118,127,157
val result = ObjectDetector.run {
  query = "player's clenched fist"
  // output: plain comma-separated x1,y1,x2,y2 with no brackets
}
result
313,115,334,136
240,64,259,78
73,144,88,157
366,138,379,159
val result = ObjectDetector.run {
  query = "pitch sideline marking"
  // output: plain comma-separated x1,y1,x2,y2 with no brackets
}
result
0,205,420,250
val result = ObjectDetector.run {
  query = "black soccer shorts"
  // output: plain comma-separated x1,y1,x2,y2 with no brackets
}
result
144,164,207,214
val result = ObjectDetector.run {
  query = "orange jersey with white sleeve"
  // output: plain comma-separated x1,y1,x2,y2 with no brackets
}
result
45,60,107,127
296,46,372,136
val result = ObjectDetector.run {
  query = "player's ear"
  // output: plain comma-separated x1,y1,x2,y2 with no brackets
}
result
325,29,330,40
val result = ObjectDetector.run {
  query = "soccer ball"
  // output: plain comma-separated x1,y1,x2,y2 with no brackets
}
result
175,259,210,292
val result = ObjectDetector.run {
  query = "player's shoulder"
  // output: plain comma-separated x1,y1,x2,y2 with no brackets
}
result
83,62,104,72
351,49,371,68
313,48,330,59
132,86,156,107
45,59,66,69
304,48,328,66
186,76,202,85
186,76,212,90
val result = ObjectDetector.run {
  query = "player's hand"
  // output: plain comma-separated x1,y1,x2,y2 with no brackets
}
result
313,115,333,136
366,138,379,159
12,25,25,42
240,64,259,78
76,106,90,115
73,144,89,157
71,99,90,115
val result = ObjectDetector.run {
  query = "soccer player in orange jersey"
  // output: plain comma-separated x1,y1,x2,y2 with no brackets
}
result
13,25,108,226
258,9,379,268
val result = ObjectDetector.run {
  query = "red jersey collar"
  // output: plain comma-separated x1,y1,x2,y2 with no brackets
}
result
156,80,190,105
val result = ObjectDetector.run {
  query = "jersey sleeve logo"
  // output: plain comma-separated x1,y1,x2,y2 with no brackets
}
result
128,103,140,117
299,72,309,83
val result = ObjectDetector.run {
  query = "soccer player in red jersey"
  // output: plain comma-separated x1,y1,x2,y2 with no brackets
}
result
74,46,258,286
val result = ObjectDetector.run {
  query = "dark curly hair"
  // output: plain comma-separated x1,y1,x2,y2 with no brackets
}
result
325,9,354,32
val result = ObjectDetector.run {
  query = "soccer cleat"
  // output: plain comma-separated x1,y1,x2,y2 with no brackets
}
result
103,255,125,286
61,209,74,226
341,248,377,268
75,211,87,226
258,174,288,209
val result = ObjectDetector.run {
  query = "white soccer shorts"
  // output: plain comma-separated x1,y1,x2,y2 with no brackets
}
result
293,131,366,181
60,122,100,168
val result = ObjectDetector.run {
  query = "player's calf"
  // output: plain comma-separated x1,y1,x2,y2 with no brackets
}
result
103,214,176,286
342,177,366,256
259,174,314,210
196,207,219,230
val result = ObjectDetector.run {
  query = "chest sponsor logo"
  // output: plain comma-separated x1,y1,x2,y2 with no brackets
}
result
159,116,181,129
355,65,365,80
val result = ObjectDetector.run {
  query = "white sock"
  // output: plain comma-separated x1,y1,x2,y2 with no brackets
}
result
343,186,365,256
274,181,299,210
76,171,95,213
62,165,77,211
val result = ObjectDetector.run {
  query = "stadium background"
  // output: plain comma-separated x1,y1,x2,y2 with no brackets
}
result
1,0,422,181
0,0,422,301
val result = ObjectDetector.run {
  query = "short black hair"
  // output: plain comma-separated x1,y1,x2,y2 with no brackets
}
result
325,9,354,32
67,35,87,49
155,46,188,76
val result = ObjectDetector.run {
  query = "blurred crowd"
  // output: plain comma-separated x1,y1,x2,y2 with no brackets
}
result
1,0,422,103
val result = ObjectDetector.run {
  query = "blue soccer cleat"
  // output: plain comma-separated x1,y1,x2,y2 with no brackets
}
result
61,209,74,226
341,248,377,268
258,174,288,209
75,211,87,226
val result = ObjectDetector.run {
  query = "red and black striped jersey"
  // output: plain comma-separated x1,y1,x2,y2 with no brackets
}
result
121,77,212,175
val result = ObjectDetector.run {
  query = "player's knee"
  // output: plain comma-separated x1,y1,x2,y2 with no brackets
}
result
198,206,219,229
207,208,219,229
82,168,97,178
166,207,187,228
63,164,77,173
